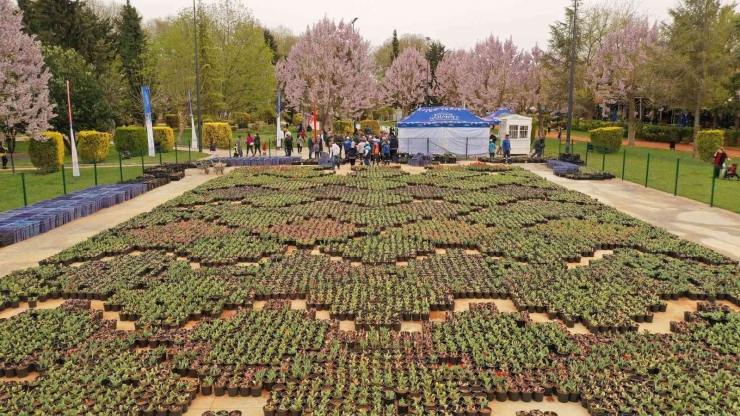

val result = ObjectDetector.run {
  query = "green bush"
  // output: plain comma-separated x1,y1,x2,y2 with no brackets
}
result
153,127,175,153
360,120,381,136
164,114,180,129
332,120,354,136
696,130,724,163
232,112,251,129
113,126,148,156
589,127,624,154
203,122,232,149
28,132,65,173
77,131,110,162
640,124,693,143
724,129,739,147
292,113,303,126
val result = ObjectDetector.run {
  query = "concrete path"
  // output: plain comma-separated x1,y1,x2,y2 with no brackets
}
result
0,169,216,277
523,163,740,262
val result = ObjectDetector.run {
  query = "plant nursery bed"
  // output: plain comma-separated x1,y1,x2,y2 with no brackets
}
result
1,165,740,415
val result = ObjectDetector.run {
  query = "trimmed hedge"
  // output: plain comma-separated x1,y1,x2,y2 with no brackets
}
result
233,112,251,129
360,120,381,136
77,131,111,162
164,114,179,129
590,127,624,154
571,120,694,143
332,120,354,136
203,122,232,149
114,126,147,156
29,132,65,173
696,130,724,163
153,127,175,153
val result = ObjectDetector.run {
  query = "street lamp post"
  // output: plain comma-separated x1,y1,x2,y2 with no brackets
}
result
193,0,203,152
565,0,578,155
425,37,431,107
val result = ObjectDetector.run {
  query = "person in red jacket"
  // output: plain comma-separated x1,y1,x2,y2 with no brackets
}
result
714,147,730,178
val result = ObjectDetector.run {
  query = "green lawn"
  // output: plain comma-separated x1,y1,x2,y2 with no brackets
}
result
542,138,739,214
0,166,150,213
5,139,209,170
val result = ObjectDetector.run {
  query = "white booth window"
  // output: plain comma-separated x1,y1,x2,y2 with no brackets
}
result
509,125,518,138
519,126,529,139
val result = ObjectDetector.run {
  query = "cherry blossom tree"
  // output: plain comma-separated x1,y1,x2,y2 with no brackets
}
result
587,17,658,146
0,0,53,172
433,49,467,107
380,48,427,115
276,18,376,128
514,45,557,137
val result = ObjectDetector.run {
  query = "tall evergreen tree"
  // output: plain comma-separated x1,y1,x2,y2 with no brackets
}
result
391,29,400,62
263,28,280,63
116,0,147,122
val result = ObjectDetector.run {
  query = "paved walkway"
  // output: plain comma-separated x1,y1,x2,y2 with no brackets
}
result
0,169,216,277
523,163,740,262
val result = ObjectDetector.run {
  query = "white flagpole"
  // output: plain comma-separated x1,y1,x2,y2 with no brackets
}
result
66,80,80,177
142,86,155,157
188,90,198,150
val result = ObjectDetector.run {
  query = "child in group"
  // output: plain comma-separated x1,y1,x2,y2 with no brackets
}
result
381,140,391,165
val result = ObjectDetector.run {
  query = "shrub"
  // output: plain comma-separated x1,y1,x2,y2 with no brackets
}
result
203,122,232,149
589,127,624,154
641,124,693,143
114,126,148,156
724,129,739,147
233,112,251,129
696,130,724,163
292,113,303,126
153,127,175,152
77,131,111,162
332,120,354,136
164,114,180,129
360,120,381,136
28,132,65,173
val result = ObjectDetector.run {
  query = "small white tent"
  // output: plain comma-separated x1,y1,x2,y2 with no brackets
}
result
397,107,490,156
498,114,532,155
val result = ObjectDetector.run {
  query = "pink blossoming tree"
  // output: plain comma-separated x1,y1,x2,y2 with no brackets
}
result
276,18,376,129
433,49,466,107
380,48,427,115
0,0,54,172
587,17,659,146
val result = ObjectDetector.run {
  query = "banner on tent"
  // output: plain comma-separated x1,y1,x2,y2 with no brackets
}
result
397,137,489,156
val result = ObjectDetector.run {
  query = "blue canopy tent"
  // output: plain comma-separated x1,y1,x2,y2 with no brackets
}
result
482,108,514,126
397,107,490,156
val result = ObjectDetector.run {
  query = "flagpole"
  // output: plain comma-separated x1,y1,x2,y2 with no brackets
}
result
66,80,80,177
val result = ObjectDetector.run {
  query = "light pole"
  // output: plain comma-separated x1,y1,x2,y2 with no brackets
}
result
192,0,203,152
425,37,431,107
565,0,578,155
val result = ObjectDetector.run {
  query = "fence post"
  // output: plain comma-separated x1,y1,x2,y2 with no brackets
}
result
585,148,589,165
601,151,606,172
644,153,650,188
175,139,178,163
558,137,562,155
268,139,271,157
140,153,145,174
621,149,626,180
93,161,98,186
673,158,680,196
21,172,28,206
61,165,67,195
710,173,716,207
188,142,191,161
465,137,469,160
119,153,124,182
426,138,429,154
159,149,163,165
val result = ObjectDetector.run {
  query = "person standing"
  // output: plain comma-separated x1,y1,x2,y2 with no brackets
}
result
557,124,562,140
343,136,353,163
297,133,304,155
285,132,293,156
347,139,357,166
254,133,262,156
372,138,381,166
713,147,730,178
502,135,511,164
209,140,217,158
381,140,391,165
389,134,399,163
356,137,366,165
364,140,372,166
0,142,7,169
246,133,254,156
236,136,243,157
308,135,315,159
489,138,497,159
329,140,341,170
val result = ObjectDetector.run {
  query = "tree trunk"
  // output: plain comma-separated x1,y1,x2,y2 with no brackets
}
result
692,99,701,158
735,109,740,129
8,135,16,173
627,97,636,147
712,110,718,128
177,111,185,146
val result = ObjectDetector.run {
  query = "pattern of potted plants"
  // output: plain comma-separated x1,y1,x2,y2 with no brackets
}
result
0,165,739,415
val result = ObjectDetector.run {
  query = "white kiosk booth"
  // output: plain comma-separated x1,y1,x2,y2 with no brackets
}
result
498,114,532,155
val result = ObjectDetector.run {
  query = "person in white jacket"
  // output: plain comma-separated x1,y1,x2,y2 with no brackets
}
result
329,140,341,170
